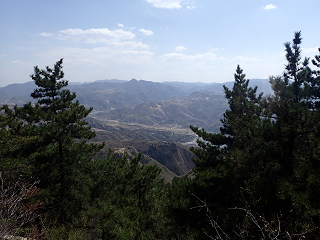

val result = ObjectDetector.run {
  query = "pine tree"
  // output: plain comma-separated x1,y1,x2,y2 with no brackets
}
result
0,111,28,181
267,32,320,234
1,100,44,181
185,65,274,237
187,32,320,237
2,59,104,226
88,152,167,239
191,65,267,177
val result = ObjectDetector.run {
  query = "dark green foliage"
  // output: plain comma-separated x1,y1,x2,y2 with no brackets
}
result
267,32,320,234
0,104,43,182
3,33,320,239
186,32,320,237
0,112,31,181
186,65,271,237
312,48,320,79
2,59,104,226
1,59,175,239
166,176,205,238
87,151,170,239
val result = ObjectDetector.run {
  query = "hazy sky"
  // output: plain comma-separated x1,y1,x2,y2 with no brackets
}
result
1,0,319,87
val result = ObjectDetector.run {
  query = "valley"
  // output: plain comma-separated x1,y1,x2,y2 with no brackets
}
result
0,78,271,181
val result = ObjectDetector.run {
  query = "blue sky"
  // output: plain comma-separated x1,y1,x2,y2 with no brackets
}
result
0,0,319,87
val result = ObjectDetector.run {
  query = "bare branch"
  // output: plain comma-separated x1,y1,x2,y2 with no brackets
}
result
191,193,230,240
0,173,43,239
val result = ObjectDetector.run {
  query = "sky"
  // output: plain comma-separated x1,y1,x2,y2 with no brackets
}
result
0,0,319,87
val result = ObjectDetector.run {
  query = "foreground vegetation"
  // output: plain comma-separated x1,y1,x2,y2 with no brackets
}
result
1,32,320,239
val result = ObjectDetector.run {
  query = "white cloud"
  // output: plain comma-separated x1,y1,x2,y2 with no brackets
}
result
83,39,149,51
39,28,151,56
186,6,196,9
161,52,216,61
0,54,7,56
117,23,124,27
264,4,276,10
175,46,187,51
84,38,109,44
302,47,320,56
108,41,149,49
40,47,154,66
161,53,192,60
300,48,320,66
40,32,52,37
232,56,263,62
56,34,70,40
40,32,69,40
139,29,154,36
12,60,22,63
146,0,184,9
60,28,84,35
195,52,217,59
60,28,135,39
194,62,215,69
165,70,184,74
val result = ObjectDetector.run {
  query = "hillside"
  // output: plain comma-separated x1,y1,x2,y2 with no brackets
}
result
0,79,186,110
1,78,272,181
95,140,195,178
87,117,196,143
93,90,228,132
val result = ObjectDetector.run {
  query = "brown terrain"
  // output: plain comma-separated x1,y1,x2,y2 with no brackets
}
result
1,79,257,181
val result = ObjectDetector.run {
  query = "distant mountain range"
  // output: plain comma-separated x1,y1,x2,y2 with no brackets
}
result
0,78,273,107
162,78,273,95
0,79,185,109
94,90,228,132
71,79,187,111
0,77,275,181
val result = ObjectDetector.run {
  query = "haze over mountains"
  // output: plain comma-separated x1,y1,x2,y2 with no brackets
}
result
0,78,272,106
0,78,273,181
94,91,228,133
0,77,273,137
